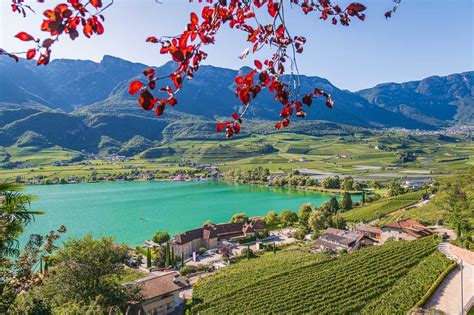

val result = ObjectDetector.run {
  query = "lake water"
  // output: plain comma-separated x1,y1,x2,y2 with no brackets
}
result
24,181,351,245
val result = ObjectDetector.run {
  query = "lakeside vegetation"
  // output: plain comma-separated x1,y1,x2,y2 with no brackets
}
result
192,237,450,314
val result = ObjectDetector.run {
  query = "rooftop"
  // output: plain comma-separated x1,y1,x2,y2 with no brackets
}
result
125,272,188,300
382,219,433,238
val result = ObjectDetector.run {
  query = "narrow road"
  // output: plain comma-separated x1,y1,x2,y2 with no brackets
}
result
425,242,474,315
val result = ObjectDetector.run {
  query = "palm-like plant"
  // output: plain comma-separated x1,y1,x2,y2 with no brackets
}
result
0,183,44,257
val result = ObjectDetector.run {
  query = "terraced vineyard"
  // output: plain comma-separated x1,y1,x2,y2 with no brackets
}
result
341,190,424,223
192,237,450,314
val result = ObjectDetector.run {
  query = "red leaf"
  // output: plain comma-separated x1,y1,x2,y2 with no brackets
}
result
190,12,199,25
146,36,158,43
254,60,262,70
170,73,183,89
232,113,239,120
267,0,279,18
8,53,19,63
138,89,155,110
90,0,102,8
15,32,35,42
347,3,366,12
325,95,334,108
226,126,234,138
235,76,244,84
168,98,177,106
143,68,156,76
155,102,166,116
37,53,49,65
128,81,143,95
233,123,241,134
302,95,313,106
26,49,36,60
216,123,225,132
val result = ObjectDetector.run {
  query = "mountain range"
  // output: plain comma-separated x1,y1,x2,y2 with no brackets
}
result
0,55,472,155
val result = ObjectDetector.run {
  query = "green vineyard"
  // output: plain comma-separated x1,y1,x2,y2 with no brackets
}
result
192,237,451,314
341,190,424,223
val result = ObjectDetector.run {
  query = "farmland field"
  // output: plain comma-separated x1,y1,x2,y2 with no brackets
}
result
341,190,425,223
192,237,451,314
1,132,474,183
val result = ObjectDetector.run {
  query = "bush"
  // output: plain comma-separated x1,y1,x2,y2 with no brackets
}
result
291,228,306,240
180,264,210,276
198,247,207,255
180,265,198,276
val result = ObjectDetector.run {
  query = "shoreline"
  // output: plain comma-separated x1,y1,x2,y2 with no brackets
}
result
19,177,363,197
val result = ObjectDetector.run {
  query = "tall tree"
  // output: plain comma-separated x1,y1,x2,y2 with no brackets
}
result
308,210,327,233
341,192,353,211
298,203,313,228
329,195,339,214
146,247,152,268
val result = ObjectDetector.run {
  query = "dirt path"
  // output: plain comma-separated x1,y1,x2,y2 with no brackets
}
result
425,243,474,314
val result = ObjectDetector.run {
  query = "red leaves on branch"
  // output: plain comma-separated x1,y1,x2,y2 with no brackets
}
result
5,0,400,137
15,32,35,41
83,16,104,38
4,1,110,66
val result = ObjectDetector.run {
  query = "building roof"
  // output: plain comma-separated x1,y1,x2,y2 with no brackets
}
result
250,219,265,231
355,225,381,235
170,219,266,245
316,228,366,249
382,219,433,238
127,272,188,301
214,222,245,235
171,227,211,245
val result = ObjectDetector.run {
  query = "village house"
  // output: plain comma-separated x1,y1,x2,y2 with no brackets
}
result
313,227,376,253
380,219,433,243
169,220,265,259
125,272,188,315
355,225,382,241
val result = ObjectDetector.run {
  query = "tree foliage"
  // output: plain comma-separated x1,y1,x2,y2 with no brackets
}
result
341,191,353,211
279,209,298,227
230,212,250,223
151,231,170,244
10,235,142,312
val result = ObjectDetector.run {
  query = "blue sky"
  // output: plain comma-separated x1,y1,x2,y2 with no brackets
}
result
1,0,472,91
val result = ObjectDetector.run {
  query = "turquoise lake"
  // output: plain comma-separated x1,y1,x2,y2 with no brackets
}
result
24,181,353,245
